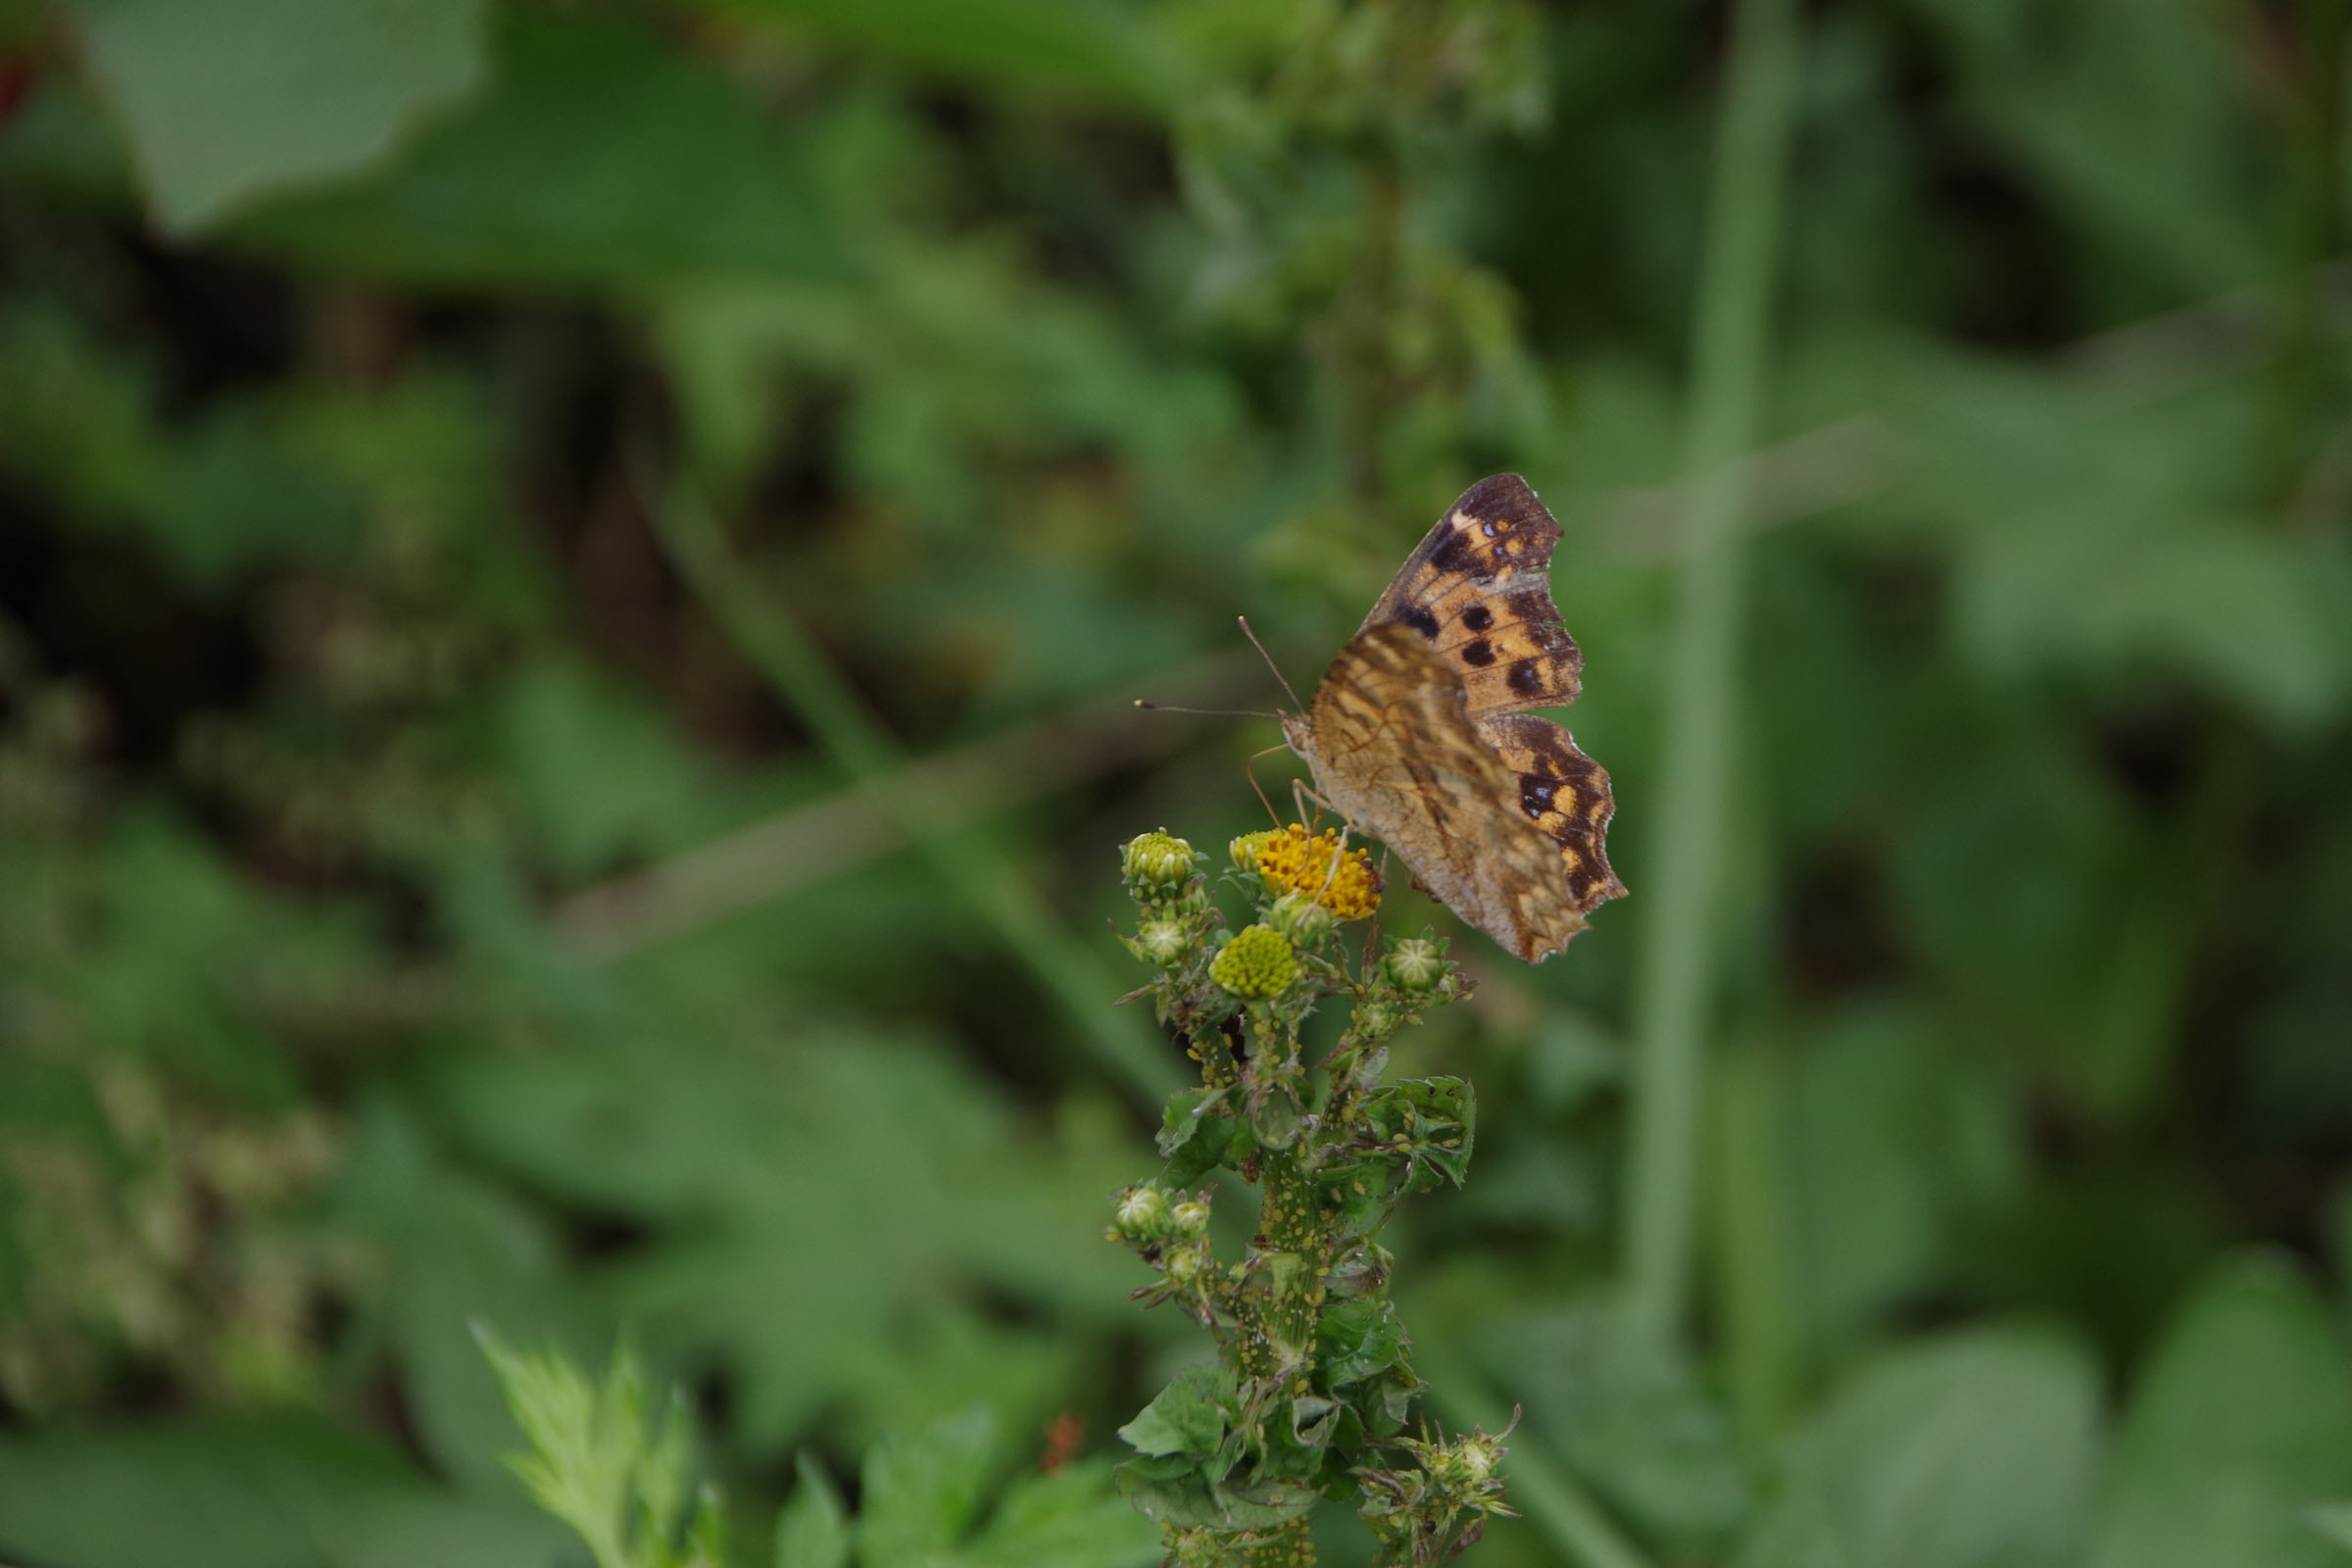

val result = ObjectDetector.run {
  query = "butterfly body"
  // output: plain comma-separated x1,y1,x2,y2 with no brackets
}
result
1284,474,1625,962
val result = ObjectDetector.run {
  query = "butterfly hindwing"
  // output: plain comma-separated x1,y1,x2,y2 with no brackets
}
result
1477,712,1625,914
1363,474,1585,715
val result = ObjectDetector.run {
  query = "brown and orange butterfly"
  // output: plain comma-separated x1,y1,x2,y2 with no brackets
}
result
1283,474,1625,962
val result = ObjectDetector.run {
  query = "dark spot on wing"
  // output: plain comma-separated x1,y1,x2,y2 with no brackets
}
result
1462,606,1494,632
1425,524,1478,575
1508,660,1543,695
1520,777,1557,819
1394,604,1440,640
1461,639,1494,667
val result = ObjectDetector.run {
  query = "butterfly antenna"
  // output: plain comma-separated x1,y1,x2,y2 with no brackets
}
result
1238,616,1305,712
1132,700,1281,718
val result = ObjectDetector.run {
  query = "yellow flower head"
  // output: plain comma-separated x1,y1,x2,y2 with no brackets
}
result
1255,824,1382,920
1210,924,1298,999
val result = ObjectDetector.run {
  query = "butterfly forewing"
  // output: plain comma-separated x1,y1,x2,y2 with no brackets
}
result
1363,474,1586,715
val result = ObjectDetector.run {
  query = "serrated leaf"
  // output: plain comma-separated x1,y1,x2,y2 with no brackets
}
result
1117,1363,1233,1459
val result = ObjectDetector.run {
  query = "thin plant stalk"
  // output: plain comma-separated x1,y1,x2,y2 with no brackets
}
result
1621,0,1804,1355
646,467,1184,1105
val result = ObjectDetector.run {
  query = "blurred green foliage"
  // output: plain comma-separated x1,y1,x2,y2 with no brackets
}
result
2,0,2351,1565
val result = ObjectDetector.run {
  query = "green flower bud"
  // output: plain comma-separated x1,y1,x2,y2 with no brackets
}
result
1163,1239,1210,1286
1121,830,1197,898
1267,892,1334,944
1114,1184,1171,1240
1170,1198,1212,1237
1134,917,1191,964
1431,1430,1506,1491
1229,829,1279,875
1210,924,1298,999
1353,999,1400,1041
1384,935,1446,994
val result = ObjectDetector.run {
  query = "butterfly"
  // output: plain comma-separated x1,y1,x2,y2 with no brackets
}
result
1282,474,1625,962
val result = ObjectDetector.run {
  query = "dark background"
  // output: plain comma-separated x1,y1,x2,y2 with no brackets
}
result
3,2,2351,1565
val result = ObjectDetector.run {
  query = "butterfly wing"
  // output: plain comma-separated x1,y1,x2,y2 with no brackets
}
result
1476,712,1626,914
1292,623,1598,961
1361,473,1587,717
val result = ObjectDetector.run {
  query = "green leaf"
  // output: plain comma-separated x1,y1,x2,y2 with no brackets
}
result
232,12,843,287
1118,1363,1234,1459
0,1416,563,1568
1739,1326,2101,1568
67,0,487,232
858,1406,997,1568
497,658,710,878
1315,1295,1409,1391
709,0,1179,112
2310,1503,2352,1555
2089,1254,2352,1568
1156,1085,1235,1184
774,1455,852,1568
1492,1298,1749,1552
966,1461,1161,1568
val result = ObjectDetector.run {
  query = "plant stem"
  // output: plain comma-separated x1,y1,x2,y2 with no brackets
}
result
1620,0,1803,1355
647,471,1184,1105
1711,1036,1803,1448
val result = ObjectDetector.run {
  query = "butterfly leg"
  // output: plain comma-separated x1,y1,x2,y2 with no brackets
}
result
1290,775,1343,829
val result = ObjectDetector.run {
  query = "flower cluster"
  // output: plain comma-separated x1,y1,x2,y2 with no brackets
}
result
1209,924,1298,999
1252,823,1382,919
1357,1419,1521,1566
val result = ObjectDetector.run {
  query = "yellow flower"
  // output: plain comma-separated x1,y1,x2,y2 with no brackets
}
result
1210,924,1298,999
1255,824,1382,919
1229,829,1280,875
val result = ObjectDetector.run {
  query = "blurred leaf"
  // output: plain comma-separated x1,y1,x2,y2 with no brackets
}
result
2312,1502,2352,1555
435,1027,1135,1447
775,1455,853,1568
497,659,710,879
0,1415,563,1568
858,1406,995,1568
233,12,843,287
1790,1006,2023,1348
1909,0,2269,297
336,1097,584,1492
1739,1326,2102,1568
964,1459,1160,1568
66,0,487,232
708,0,1181,112
2089,1254,2352,1568
1484,1295,1749,1553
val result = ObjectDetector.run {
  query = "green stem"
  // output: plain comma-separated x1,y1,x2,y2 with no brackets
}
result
1620,0,1803,1354
647,473,1184,1105
1711,1036,1803,1448
2260,0,2349,508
